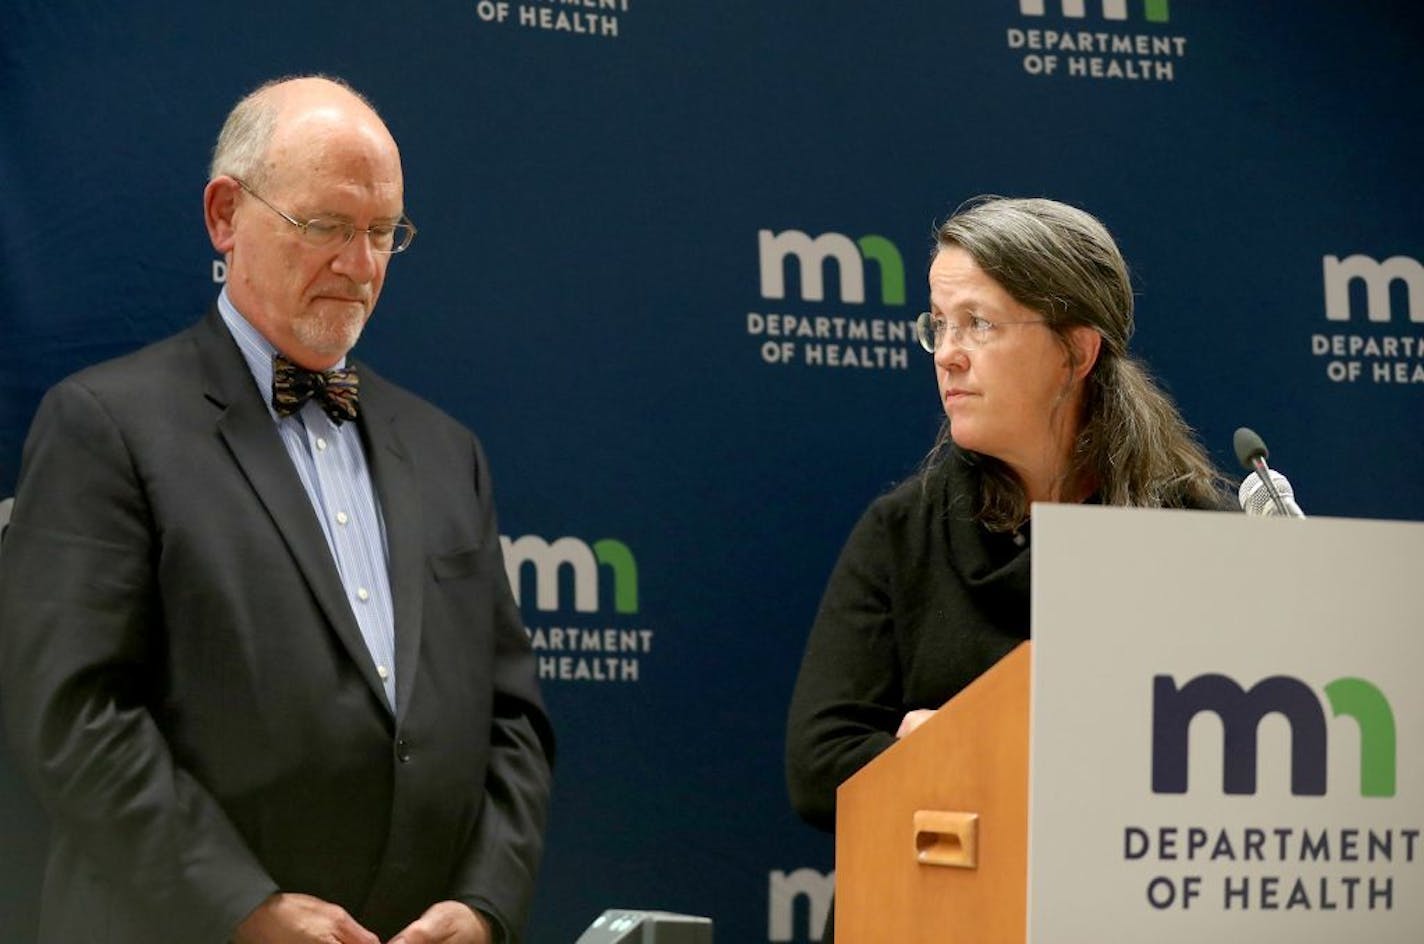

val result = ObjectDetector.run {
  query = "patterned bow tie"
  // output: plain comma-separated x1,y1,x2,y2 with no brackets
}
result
271,354,361,424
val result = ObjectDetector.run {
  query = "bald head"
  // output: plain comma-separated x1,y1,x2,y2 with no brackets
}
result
203,75,407,369
210,75,399,191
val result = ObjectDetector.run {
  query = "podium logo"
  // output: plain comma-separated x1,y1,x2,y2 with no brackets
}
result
1152,674,1396,796
758,230,905,306
1019,0,1169,21
500,535,638,614
1323,254,1424,323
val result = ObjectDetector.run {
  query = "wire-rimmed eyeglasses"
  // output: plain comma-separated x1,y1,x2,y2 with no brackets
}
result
914,311,1046,353
234,178,417,254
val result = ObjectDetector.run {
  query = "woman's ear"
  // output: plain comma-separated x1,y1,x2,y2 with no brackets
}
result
1066,325,1103,382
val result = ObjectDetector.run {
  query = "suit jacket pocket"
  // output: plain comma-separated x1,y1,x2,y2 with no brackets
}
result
430,545,485,581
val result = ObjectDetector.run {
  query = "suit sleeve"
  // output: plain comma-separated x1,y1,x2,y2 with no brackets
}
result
785,499,902,833
447,436,555,943
0,380,277,941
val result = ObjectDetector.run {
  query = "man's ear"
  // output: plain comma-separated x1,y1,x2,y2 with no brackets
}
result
1066,325,1103,382
203,176,240,253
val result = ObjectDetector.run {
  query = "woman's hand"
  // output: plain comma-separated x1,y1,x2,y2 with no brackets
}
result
896,709,936,738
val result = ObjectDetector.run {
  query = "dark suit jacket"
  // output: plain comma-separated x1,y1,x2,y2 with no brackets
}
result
0,311,554,943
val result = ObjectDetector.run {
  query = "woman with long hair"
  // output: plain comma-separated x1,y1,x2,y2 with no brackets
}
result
785,196,1230,942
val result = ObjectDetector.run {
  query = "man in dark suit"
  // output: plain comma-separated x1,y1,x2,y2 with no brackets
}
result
0,76,553,944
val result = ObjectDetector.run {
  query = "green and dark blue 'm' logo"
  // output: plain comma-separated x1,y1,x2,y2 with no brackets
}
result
1152,674,1396,797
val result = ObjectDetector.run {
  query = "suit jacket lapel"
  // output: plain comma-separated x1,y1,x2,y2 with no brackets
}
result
355,369,425,724
192,311,392,712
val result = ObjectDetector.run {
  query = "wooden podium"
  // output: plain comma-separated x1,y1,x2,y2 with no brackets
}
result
835,642,1031,944
832,506,1424,944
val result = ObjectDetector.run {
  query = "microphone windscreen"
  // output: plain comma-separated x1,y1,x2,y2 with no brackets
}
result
1232,427,1268,471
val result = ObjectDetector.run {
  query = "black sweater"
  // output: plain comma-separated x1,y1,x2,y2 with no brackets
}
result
785,447,1225,832
785,448,1030,832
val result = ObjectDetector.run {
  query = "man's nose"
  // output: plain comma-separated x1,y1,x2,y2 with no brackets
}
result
331,231,380,282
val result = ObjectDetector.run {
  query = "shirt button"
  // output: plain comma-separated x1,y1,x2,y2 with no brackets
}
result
376,664,389,680
316,437,328,451
336,511,349,526
357,587,370,602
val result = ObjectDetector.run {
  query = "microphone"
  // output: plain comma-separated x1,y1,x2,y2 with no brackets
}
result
1232,427,1305,518
1238,469,1307,518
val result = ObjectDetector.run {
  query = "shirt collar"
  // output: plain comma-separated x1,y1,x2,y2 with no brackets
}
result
216,287,348,422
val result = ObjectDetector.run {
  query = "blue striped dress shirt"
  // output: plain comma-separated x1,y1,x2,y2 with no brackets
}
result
217,289,398,708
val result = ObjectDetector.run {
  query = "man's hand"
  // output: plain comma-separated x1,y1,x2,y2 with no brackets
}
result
388,901,492,944
232,892,380,944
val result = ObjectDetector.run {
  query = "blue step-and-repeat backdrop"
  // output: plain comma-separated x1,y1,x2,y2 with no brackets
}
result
2,3,1421,942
